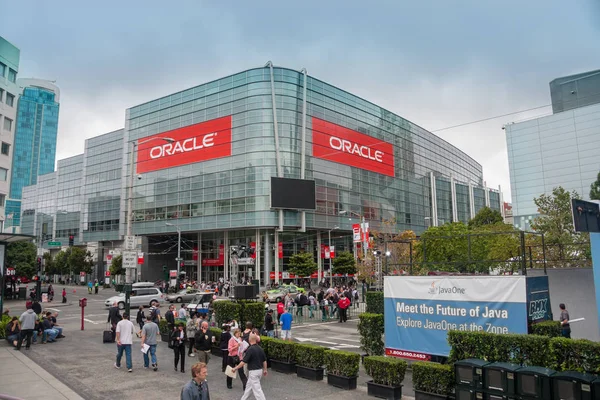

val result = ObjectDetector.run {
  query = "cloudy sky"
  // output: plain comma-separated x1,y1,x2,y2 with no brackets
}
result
3,1,600,201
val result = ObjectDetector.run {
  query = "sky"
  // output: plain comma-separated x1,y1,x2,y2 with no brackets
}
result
3,0,600,201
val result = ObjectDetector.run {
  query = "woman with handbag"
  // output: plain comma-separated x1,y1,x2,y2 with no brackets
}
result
226,328,247,390
171,322,187,373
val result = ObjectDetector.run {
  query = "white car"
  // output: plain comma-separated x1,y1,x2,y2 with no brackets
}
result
105,284,165,310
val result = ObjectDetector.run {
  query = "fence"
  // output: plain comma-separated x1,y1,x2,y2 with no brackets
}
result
282,301,365,325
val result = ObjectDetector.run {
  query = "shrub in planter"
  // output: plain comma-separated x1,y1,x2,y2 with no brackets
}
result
531,320,561,337
412,362,454,399
208,327,222,345
268,339,297,362
258,336,272,357
365,291,384,315
325,350,360,390
0,314,12,340
212,300,242,327
158,319,170,340
238,300,266,330
296,344,325,380
364,355,407,387
550,337,600,374
358,313,384,356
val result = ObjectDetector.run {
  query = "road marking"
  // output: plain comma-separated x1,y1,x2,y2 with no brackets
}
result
295,337,356,347
293,319,358,329
83,319,99,325
332,344,360,349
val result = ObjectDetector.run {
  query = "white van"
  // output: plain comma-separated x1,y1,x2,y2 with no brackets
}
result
104,282,165,309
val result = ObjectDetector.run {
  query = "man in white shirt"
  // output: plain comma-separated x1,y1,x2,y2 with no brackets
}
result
179,304,188,321
115,313,135,372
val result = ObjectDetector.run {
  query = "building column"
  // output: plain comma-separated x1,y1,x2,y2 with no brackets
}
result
484,186,490,207
255,228,261,287
197,232,202,283
429,172,438,226
317,231,322,283
450,176,458,223
264,230,270,286
499,185,505,218
223,231,229,282
274,229,280,284
468,182,475,219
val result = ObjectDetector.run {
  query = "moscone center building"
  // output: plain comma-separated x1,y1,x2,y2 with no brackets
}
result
21,64,502,285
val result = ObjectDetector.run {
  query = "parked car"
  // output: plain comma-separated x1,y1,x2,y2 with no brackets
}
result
166,288,200,303
105,282,165,310
17,276,30,284
280,283,305,293
264,286,300,303
186,292,225,315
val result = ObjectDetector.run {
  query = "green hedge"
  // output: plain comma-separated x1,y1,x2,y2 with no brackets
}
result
258,336,273,358
531,321,561,337
295,343,325,369
447,330,600,374
268,338,297,363
365,291,384,315
0,315,12,339
357,313,384,356
363,356,407,387
412,362,455,396
238,301,266,330
324,349,360,378
158,319,170,335
213,301,242,327
550,337,600,374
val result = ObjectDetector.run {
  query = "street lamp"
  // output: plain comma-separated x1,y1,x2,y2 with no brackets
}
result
339,210,367,259
327,226,339,285
125,136,174,283
165,222,181,288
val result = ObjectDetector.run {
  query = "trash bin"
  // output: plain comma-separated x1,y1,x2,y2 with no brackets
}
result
18,287,27,300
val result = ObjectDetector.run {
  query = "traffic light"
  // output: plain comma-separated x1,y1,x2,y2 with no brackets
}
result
37,257,42,269
180,261,185,268
69,235,74,246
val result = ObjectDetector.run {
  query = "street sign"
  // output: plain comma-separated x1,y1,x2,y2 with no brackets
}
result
48,241,61,247
122,251,138,269
125,235,136,250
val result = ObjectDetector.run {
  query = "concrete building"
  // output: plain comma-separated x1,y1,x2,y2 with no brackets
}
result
506,69,600,230
0,36,20,231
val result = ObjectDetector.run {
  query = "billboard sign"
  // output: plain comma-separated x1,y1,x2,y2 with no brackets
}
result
352,224,361,242
136,116,232,173
384,276,528,360
312,117,394,177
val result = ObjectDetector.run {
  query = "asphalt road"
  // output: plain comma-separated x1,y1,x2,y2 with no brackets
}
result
3,286,416,399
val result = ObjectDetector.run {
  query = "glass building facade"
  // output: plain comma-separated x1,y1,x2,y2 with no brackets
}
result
6,79,60,231
21,65,501,284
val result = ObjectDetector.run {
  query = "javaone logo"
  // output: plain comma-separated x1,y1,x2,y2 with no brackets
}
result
428,281,466,295
329,136,384,163
149,133,218,159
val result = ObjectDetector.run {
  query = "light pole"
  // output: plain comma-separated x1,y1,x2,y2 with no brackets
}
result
339,210,367,260
126,136,173,283
165,223,181,288
327,226,339,285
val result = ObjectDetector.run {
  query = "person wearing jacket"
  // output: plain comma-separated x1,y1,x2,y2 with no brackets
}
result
17,306,37,350
136,306,145,338
171,322,187,373
107,302,121,342
337,294,351,323
219,324,232,372
226,328,247,390
186,313,199,357
5,317,20,347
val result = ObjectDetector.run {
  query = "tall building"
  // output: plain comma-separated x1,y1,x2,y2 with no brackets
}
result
21,64,502,283
5,78,60,232
0,36,20,232
506,69,600,230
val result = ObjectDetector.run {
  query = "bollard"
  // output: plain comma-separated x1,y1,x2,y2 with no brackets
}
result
79,298,87,330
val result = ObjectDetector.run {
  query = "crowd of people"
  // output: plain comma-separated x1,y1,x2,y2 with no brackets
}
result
4,303,66,350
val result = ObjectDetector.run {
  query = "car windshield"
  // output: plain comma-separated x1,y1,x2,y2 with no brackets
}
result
178,289,187,294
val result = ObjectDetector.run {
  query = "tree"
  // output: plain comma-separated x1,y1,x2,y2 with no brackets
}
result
590,171,600,200
43,253,56,275
332,251,357,275
6,241,36,278
54,250,70,275
68,247,94,275
356,252,377,285
287,252,317,278
109,255,125,276
468,207,504,227
414,222,472,273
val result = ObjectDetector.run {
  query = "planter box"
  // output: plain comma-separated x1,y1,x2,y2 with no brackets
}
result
367,380,402,400
270,359,297,374
327,373,358,390
210,347,222,357
414,390,452,400
160,332,170,342
296,365,324,381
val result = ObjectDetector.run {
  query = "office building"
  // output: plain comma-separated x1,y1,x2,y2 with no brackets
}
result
21,64,502,283
5,78,60,232
0,36,20,231
506,69,600,230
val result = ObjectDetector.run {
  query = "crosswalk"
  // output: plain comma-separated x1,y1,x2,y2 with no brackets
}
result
294,336,361,350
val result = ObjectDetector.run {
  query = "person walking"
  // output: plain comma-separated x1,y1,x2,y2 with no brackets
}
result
194,321,213,364
559,303,571,338
280,308,293,341
115,313,135,372
227,328,247,390
180,362,210,400
62,288,67,304
94,280,99,295
165,304,176,333
263,309,274,337
171,322,187,373
219,324,232,372
107,301,121,342
88,280,93,294
16,305,37,350
136,306,145,338
337,294,351,323
233,334,267,400
187,313,199,357
141,314,160,371
179,304,188,321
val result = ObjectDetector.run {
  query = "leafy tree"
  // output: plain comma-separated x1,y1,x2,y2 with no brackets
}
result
332,251,357,275
468,207,504,227
6,241,36,277
109,255,125,276
43,253,56,275
68,247,94,274
356,252,377,285
54,250,70,275
590,172,600,200
414,222,472,272
287,251,317,277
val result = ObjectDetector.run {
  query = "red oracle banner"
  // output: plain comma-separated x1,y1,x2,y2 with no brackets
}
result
192,246,198,261
250,242,256,259
312,117,395,177
278,242,283,259
137,252,144,264
269,271,283,280
320,244,326,259
324,246,331,259
136,115,232,174
330,246,335,259
201,244,225,267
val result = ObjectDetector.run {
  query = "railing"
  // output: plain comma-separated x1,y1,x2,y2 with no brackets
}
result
280,301,366,325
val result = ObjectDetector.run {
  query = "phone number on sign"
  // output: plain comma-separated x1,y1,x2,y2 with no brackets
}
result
385,348,431,361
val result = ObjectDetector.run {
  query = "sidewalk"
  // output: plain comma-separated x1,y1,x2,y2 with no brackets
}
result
0,343,84,400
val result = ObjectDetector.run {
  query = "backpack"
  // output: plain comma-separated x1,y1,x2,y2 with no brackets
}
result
149,307,158,322
353,290,359,301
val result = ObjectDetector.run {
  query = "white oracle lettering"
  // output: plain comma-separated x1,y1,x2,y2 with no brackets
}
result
149,132,218,159
328,136,384,163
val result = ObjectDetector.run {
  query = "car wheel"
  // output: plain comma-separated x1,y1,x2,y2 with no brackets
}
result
118,302,125,310
176,297,182,303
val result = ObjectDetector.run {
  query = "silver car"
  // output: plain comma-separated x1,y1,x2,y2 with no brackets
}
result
265,286,299,303
166,289,200,303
